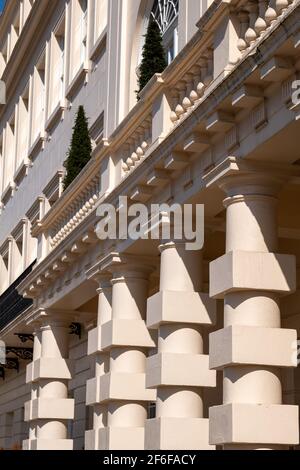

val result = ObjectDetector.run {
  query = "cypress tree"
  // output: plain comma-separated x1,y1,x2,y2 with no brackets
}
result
63,105,92,190
138,18,167,95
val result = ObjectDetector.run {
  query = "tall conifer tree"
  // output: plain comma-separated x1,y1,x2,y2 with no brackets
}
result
138,18,167,95
63,106,92,190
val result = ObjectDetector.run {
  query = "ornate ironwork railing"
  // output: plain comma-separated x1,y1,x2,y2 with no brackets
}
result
0,261,35,331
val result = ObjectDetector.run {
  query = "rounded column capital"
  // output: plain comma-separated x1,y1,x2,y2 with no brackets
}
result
219,173,284,199
223,193,278,209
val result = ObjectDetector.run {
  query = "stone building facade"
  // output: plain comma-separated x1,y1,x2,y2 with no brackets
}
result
0,0,299,450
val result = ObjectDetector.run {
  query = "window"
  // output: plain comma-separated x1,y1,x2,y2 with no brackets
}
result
16,85,30,167
31,53,46,144
70,0,88,80
151,0,179,65
3,114,16,190
0,242,10,294
8,11,21,59
12,224,24,281
93,0,107,44
21,0,35,29
0,39,8,77
80,0,88,64
49,18,65,114
0,134,3,193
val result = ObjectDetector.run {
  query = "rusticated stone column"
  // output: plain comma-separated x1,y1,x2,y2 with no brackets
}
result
23,310,74,450
93,254,156,450
145,240,217,450
85,273,112,450
209,169,299,449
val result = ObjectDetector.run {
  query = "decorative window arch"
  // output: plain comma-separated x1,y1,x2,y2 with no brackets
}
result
151,0,179,64
151,0,179,36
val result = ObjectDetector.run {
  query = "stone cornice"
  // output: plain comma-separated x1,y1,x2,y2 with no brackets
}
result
99,252,157,275
25,308,80,328
203,156,300,190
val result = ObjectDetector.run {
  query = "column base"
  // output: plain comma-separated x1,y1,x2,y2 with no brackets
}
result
145,417,215,450
23,438,73,450
98,427,145,450
210,403,299,446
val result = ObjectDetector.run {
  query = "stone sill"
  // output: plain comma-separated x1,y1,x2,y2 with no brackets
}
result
90,28,107,62
13,159,32,187
45,101,66,133
66,63,89,101
28,132,46,162
1,182,16,205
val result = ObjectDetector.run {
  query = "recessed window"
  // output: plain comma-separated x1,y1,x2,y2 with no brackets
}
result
31,53,46,144
80,0,88,63
16,85,30,166
151,0,179,65
49,17,66,114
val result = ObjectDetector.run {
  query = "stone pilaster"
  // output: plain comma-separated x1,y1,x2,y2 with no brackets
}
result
145,240,217,450
85,273,112,450
90,254,156,450
23,310,74,450
209,169,299,449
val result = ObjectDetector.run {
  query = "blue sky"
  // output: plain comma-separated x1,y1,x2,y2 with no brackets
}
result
0,0,5,12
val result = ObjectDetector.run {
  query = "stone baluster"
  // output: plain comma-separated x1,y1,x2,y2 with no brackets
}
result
181,73,194,113
255,0,267,36
174,81,187,120
237,11,250,53
189,65,202,104
245,1,258,46
265,0,278,26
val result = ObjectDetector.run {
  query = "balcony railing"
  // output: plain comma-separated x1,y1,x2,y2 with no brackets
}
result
0,262,35,330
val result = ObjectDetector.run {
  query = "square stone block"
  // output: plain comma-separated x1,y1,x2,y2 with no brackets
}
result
101,319,155,350
23,438,73,450
210,251,296,299
147,290,216,329
88,327,102,355
98,427,145,450
209,403,299,445
25,398,74,421
85,429,98,450
145,417,215,450
27,358,73,383
210,325,297,370
99,372,156,403
86,377,100,406
146,353,216,388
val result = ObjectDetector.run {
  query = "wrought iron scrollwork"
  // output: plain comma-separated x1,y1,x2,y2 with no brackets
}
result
151,0,179,35
69,323,82,339
4,358,19,372
14,333,34,343
6,347,33,361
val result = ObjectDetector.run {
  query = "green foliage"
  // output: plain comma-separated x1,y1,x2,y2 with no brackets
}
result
138,19,167,95
63,105,92,190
